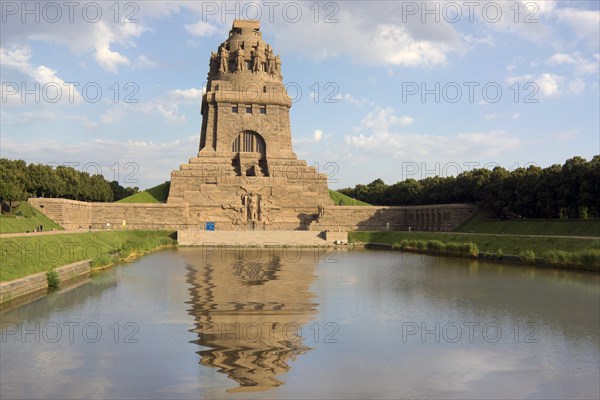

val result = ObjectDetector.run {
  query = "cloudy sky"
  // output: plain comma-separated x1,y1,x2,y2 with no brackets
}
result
1,0,598,189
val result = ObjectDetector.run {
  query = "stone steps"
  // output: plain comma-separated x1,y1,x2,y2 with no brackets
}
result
178,230,329,246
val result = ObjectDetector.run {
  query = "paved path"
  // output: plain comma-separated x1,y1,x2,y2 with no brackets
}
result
0,229,101,239
1,229,598,241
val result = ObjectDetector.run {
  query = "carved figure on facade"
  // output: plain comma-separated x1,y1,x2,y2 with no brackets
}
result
209,51,218,75
219,46,229,73
248,192,259,221
235,45,246,72
252,41,265,73
266,45,275,76
274,55,282,78
317,204,326,220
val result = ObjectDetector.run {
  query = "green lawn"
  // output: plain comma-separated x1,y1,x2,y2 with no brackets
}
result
0,230,176,281
118,182,170,203
0,203,63,234
329,190,371,206
349,231,600,257
455,210,599,237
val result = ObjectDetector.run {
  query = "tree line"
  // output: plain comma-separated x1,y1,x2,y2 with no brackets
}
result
339,156,600,219
0,159,139,212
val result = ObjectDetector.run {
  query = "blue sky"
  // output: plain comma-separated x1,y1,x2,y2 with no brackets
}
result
1,1,598,190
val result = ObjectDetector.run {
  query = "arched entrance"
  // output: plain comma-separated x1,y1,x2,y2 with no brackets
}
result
231,131,268,176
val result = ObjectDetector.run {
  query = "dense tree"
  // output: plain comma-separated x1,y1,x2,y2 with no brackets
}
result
0,159,140,212
339,156,600,219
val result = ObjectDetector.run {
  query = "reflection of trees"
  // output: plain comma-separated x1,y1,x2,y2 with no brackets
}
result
184,249,319,393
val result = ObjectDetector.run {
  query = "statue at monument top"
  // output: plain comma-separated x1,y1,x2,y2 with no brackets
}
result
207,19,283,81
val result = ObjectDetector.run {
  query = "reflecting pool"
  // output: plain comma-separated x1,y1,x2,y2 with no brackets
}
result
1,248,598,399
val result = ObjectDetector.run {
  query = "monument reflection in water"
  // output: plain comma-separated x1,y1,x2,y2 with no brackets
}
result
183,247,319,392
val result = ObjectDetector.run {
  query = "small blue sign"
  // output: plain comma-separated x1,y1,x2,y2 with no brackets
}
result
206,222,215,231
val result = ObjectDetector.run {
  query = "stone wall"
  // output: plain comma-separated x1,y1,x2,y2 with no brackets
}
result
29,198,476,232
309,204,477,232
28,198,193,231
0,260,90,308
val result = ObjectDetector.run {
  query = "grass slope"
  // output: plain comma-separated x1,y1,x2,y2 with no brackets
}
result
456,210,599,237
329,190,371,206
118,182,170,203
0,230,176,281
0,203,63,234
349,231,599,257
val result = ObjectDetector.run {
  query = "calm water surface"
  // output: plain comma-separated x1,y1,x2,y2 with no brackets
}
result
1,248,598,399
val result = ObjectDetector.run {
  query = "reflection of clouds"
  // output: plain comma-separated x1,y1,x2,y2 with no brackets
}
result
342,274,359,286
424,349,528,393
1,348,114,399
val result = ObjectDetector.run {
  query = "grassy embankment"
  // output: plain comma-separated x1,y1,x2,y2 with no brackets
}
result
0,203,63,234
350,211,600,271
117,182,371,207
455,209,600,237
118,181,171,203
0,230,177,282
328,190,371,206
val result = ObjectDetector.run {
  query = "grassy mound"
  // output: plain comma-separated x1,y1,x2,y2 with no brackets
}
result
329,190,370,206
455,210,599,237
118,182,170,203
0,203,63,234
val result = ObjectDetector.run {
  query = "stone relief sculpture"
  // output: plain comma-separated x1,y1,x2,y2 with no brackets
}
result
266,45,275,76
318,204,326,219
274,55,282,78
238,190,261,222
248,192,259,221
252,41,265,73
219,46,229,73
209,51,218,75
235,45,245,72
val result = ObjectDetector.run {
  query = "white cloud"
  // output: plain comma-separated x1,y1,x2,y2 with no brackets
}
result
125,87,203,124
136,55,157,68
313,129,323,142
568,78,585,95
399,116,415,126
545,52,599,75
293,129,331,145
100,108,125,125
345,106,521,160
484,113,498,120
66,115,99,131
169,88,203,102
0,45,82,104
333,93,371,106
1,4,147,73
555,8,600,45
185,21,217,37
535,73,562,97
93,22,132,73
270,5,462,67
552,130,578,142
506,72,586,98
461,34,495,48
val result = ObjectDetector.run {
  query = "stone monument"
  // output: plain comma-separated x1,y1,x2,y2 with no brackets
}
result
29,20,477,235
167,19,332,230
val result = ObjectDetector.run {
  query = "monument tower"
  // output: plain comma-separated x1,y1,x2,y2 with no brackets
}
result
167,20,332,230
